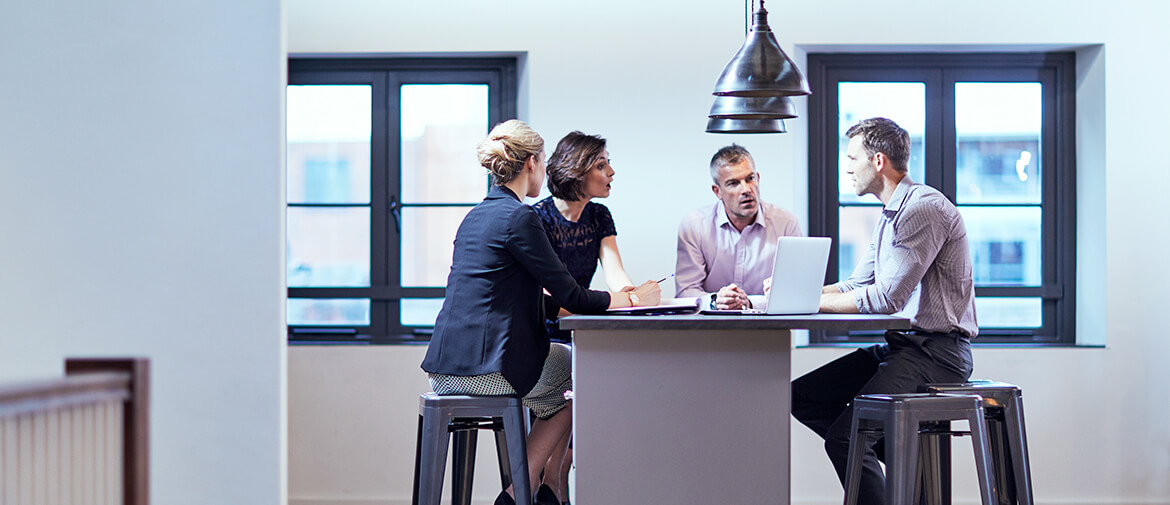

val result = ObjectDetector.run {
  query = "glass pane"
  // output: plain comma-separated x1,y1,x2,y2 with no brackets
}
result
400,206,472,287
287,85,371,204
838,82,926,204
958,206,1041,286
287,207,370,287
402,298,445,327
401,84,489,204
955,83,1042,204
288,298,371,326
975,297,1041,328
837,206,883,282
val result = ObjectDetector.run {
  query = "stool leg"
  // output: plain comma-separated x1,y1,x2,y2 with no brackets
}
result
414,411,451,505
451,429,478,505
843,416,868,505
493,422,513,491
885,410,920,505
986,416,1014,505
501,407,532,505
968,412,1000,505
412,415,424,505
919,422,950,505
1004,398,1034,505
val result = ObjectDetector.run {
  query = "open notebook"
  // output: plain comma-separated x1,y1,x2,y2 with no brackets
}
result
605,297,701,315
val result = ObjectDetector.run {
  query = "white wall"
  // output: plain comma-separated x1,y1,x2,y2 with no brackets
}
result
286,1,1170,504
0,1,287,504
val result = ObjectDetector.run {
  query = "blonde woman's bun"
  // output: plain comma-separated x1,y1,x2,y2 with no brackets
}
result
476,120,544,185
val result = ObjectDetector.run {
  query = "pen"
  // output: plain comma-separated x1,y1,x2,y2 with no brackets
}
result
655,273,674,284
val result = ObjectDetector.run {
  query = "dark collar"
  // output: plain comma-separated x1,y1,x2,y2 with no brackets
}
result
487,185,521,202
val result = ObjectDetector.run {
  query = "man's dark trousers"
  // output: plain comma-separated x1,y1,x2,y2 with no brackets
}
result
791,330,973,505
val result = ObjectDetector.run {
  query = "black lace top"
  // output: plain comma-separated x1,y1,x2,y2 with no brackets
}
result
531,197,617,288
532,197,617,342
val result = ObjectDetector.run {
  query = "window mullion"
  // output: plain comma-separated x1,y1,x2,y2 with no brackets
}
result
366,72,392,338
382,73,404,336
935,68,956,200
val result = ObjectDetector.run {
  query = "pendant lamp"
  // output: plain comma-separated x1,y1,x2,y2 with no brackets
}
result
711,0,810,97
706,0,808,133
705,117,788,134
708,95,797,120
705,95,795,134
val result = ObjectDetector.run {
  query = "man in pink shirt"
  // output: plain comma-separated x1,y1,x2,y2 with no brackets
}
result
675,144,804,310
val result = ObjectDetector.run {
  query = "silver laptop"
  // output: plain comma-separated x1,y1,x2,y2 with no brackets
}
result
700,236,832,315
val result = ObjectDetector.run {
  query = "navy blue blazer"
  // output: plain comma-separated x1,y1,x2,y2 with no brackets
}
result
421,185,611,396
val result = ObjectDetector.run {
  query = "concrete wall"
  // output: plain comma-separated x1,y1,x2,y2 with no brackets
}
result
0,0,287,504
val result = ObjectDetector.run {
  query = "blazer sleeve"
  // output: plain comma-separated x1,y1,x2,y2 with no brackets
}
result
506,206,611,314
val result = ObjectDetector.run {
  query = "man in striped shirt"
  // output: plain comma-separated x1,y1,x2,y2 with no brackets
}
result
792,117,978,505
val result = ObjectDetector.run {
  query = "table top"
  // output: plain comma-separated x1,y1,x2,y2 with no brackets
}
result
560,313,911,331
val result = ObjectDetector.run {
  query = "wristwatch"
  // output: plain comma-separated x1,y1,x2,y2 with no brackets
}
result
629,292,641,306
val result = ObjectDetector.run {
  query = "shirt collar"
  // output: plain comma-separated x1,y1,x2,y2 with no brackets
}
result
715,200,765,230
488,185,521,201
884,176,915,213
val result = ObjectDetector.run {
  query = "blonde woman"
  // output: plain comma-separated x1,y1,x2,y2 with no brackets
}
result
421,120,660,505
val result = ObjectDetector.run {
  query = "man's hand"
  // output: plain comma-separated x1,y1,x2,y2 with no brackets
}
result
762,277,772,299
715,283,751,310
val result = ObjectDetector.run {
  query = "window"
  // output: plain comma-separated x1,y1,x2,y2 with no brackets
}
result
807,53,1076,344
286,57,518,343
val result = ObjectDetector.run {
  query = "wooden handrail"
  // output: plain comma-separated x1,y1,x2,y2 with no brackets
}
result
0,372,130,418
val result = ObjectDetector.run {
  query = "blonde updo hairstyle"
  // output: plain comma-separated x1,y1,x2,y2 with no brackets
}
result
476,119,545,186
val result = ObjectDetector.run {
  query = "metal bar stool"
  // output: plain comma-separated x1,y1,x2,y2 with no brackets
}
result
412,393,532,505
844,393,999,505
919,381,1034,505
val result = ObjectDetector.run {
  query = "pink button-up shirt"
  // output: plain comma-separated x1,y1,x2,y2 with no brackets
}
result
675,200,804,298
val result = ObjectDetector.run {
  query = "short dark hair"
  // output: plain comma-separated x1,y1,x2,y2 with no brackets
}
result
546,131,607,201
709,144,755,183
844,117,910,173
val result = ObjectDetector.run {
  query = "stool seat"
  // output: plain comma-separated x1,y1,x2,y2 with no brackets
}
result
845,393,999,505
412,393,531,505
921,382,1033,505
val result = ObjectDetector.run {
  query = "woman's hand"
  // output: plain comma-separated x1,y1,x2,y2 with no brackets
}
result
631,280,662,306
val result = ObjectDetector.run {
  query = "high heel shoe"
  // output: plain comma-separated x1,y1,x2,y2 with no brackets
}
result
494,490,516,505
534,484,560,505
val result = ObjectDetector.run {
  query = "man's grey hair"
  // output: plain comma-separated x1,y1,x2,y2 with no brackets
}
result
708,144,755,183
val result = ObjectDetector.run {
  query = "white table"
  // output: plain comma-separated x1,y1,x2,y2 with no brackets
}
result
561,314,910,505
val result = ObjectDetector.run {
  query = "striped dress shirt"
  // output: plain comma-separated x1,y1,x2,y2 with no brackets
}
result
836,177,979,338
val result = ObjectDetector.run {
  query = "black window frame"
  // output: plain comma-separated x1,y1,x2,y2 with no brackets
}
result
287,56,518,345
807,52,1076,345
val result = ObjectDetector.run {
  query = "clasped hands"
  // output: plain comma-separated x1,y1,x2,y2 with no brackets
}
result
713,283,752,310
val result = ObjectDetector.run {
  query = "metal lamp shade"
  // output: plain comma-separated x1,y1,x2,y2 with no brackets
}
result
708,95,797,119
712,5,810,97
706,117,788,134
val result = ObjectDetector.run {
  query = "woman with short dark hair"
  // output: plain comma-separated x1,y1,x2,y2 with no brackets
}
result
532,131,636,331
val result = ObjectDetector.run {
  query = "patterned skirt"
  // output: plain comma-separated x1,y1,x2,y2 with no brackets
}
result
428,343,572,419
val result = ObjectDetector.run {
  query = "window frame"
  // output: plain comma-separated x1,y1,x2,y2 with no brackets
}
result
287,57,518,344
806,52,1076,345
